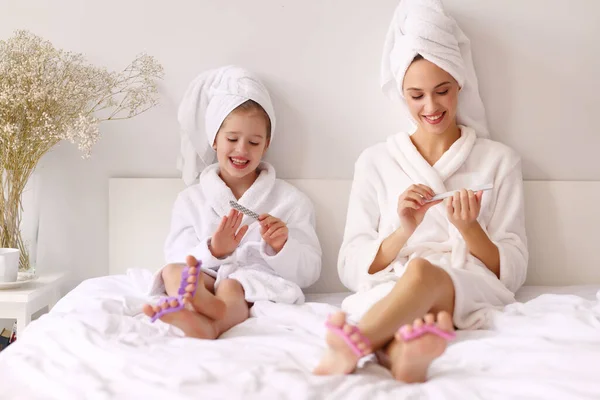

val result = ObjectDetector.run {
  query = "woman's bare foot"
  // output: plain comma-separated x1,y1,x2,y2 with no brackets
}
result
313,311,372,375
388,311,454,383
142,256,223,338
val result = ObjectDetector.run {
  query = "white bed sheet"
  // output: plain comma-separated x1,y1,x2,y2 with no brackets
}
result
305,285,600,308
1,270,599,400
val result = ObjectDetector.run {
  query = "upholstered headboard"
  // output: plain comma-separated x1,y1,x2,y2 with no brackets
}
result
109,179,600,293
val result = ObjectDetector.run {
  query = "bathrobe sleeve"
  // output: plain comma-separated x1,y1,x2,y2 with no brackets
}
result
337,150,388,292
487,154,529,293
260,192,322,288
164,192,235,270
149,191,236,296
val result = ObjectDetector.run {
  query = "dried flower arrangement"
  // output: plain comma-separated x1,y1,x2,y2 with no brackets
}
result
0,30,164,271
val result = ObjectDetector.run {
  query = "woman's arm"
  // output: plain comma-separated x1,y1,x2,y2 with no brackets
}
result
368,227,412,274
448,156,528,291
459,222,500,277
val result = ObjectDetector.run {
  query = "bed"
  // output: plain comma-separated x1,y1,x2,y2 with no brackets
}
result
1,178,599,399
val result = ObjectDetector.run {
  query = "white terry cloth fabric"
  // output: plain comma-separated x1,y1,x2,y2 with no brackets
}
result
177,65,276,185
339,126,528,329
380,0,489,138
149,162,322,305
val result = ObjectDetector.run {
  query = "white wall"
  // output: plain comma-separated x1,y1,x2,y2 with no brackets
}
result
0,0,599,290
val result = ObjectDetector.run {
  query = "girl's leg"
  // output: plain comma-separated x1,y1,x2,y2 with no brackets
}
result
162,262,215,293
153,278,249,340
212,278,250,335
142,256,227,337
314,258,455,376
160,260,225,320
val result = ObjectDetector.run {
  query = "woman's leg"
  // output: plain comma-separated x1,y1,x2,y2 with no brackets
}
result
381,311,454,382
314,258,455,376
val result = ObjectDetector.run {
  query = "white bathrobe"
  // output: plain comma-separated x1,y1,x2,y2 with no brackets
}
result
339,126,528,329
149,162,322,304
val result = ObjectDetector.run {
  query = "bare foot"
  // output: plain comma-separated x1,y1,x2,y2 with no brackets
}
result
143,301,217,339
389,311,454,383
313,311,372,375
142,256,223,338
181,256,226,320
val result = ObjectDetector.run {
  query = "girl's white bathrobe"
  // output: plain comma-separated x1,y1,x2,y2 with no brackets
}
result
149,162,322,304
339,126,528,329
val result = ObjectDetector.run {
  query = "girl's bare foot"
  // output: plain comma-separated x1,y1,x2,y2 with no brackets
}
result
181,256,226,319
313,312,372,375
143,301,217,339
143,256,223,338
388,311,454,383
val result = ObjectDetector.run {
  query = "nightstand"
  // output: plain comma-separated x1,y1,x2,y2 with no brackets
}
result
0,272,67,337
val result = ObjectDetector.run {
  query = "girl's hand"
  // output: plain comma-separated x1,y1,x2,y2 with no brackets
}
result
209,209,249,258
258,214,288,254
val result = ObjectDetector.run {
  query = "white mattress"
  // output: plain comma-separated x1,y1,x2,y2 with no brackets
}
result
1,270,599,400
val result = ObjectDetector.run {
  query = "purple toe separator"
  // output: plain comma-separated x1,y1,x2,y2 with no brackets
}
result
400,324,456,341
150,296,185,322
150,261,202,323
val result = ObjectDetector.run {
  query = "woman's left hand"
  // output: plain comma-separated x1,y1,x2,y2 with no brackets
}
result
258,214,289,254
447,189,483,231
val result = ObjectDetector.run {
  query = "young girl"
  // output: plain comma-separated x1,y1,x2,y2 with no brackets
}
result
314,0,527,382
143,65,322,339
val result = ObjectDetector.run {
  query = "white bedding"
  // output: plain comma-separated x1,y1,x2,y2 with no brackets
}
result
305,285,600,308
1,270,600,400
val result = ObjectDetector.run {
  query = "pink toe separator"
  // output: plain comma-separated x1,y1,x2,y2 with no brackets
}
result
399,324,456,341
325,321,371,357
150,261,202,323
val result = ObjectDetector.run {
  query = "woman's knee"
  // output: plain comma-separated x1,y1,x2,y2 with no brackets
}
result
402,258,443,285
403,258,455,311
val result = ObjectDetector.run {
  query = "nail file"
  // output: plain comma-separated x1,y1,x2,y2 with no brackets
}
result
425,183,493,203
229,200,260,220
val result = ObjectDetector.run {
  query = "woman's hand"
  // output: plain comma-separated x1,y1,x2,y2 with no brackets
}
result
397,184,443,234
447,189,483,232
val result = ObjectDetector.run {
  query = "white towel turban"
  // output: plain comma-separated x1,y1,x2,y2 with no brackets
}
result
177,65,276,185
380,0,490,137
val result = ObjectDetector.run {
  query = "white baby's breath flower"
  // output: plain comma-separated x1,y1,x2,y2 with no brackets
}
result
0,29,163,168
0,29,164,271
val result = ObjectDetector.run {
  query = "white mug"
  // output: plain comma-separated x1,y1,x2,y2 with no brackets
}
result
0,248,20,283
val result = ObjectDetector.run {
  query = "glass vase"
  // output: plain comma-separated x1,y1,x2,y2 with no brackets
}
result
0,168,40,274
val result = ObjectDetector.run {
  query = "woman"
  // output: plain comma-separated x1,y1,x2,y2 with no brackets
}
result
314,0,527,383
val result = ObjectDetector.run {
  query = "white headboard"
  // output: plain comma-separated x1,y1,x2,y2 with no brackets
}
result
109,179,600,293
